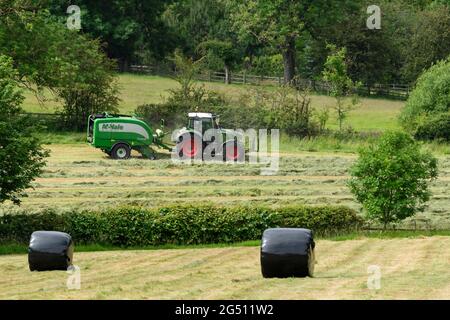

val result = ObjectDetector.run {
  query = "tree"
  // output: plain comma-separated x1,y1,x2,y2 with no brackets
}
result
401,4,450,83
49,0,174,70
165,0,245,79
0,2,120,130
197,39,236,84
230,0,357,84
348,131,438,229
322,45,360,131
0,55,48,204
399,56,450,134
326,1,405,87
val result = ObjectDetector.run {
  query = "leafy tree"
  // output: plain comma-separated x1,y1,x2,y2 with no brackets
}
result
399,56,450,134
165,0,245,79
327,1,405,87
164,0,231,55
230,0,358,84
168,49,205,103
56,37,120,130
0,55,48,204
49,0,174,70
401,4,450,82
322,45,361,131
348,131,438,229
197,39,236,84
0,2,120,130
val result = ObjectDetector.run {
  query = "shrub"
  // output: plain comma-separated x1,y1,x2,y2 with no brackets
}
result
135,50,227,129
414,112,450,142
400,57,450,135
135,102,191,129
348,131,438,229
0,204,362,245
0,55,49,205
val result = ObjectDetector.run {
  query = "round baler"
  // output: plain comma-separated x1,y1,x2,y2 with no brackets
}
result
87,113,171,160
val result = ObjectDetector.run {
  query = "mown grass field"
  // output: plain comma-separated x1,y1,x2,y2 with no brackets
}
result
1,237,449,299
1,144,449,230
23,73,404,132
2,73,448,300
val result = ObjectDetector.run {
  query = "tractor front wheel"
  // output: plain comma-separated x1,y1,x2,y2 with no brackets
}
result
111,143,131,160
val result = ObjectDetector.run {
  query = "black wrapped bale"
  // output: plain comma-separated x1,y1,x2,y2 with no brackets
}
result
261,228,315,278
28,231,74,271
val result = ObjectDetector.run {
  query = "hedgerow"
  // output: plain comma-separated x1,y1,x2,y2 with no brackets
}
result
0,205,362,246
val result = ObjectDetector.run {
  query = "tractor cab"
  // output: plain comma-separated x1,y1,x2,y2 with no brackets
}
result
187,112,220,133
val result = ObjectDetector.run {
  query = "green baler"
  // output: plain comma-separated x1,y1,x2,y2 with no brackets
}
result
87,113,171,159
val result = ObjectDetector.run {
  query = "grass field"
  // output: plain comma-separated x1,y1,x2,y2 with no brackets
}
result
1,144,448,230
1,237,449,299
4,73,448,300
23,73,404,132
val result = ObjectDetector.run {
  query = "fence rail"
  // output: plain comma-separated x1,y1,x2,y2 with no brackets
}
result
129,65,411,100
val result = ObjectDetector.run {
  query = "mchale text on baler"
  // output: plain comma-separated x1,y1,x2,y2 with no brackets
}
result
87,113,172,160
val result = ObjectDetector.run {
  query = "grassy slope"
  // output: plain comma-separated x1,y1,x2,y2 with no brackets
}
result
23,73,404,132
1,237,449,299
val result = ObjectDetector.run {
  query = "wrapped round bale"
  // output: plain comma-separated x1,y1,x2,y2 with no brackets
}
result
261,228,315,278
28,231,74,271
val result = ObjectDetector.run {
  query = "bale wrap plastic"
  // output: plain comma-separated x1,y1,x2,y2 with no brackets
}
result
28,231,74,271
261,228,315,278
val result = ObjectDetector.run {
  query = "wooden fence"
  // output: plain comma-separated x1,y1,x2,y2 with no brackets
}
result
129,65,411,100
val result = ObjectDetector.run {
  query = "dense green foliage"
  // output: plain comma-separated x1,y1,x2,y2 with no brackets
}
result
348,131,438,228
49,0,174,70
5,0,448,87
400,57,450,137
0,55,48,204
0,205,362,245
414,112,450,142
0,1,120,130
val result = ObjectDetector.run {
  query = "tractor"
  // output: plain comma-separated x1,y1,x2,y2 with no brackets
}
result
87,113,171,160
173,112,245,161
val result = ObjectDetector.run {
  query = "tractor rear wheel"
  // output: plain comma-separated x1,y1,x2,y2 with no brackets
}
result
111,143,131,160
178,134,202,159
223,141,244,162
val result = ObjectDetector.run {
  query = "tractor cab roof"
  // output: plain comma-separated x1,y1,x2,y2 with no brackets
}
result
188,112,216,119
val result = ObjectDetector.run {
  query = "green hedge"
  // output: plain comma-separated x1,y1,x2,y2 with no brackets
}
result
0,205,362,246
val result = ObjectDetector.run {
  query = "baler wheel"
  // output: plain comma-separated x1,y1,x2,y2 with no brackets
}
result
111,143,131,160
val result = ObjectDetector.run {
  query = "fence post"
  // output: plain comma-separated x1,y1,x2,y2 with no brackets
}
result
243,72,247,84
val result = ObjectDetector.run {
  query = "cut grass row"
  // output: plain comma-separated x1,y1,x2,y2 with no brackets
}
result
1,144,449,230
1,236,449,299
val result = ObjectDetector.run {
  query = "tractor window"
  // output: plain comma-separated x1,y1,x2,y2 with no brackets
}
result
188,118,214,131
